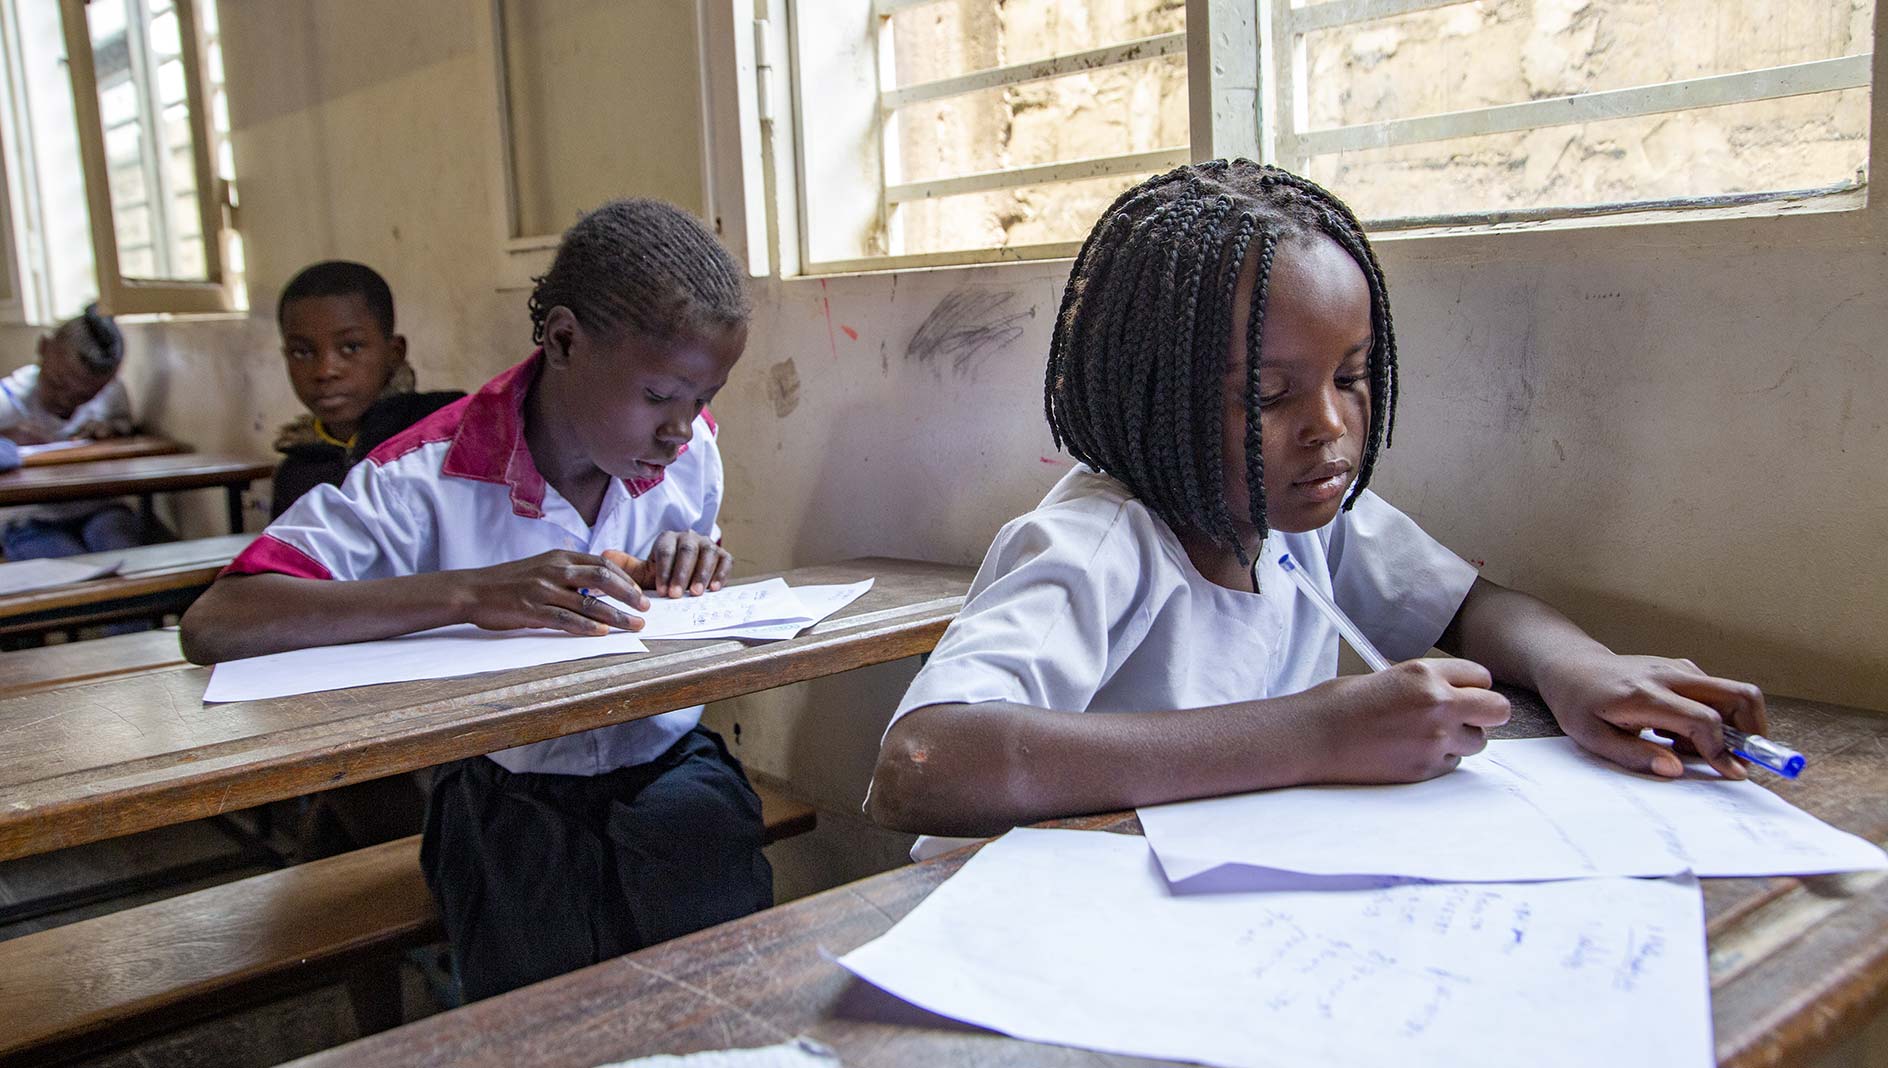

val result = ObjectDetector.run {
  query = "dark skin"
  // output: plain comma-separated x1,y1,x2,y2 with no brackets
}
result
280,293,409,443
870,234,1768,838
1,336,123,444
179,309,747,665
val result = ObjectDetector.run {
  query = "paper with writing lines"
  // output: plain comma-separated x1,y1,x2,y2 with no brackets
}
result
607,578,873,641
1139,736,1887,886
839,828,1710,1068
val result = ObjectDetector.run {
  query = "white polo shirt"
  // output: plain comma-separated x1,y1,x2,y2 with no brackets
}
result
226,352,722,777
895,465,1478,726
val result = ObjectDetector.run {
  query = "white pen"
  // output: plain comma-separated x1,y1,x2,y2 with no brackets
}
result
1275,551,1392,672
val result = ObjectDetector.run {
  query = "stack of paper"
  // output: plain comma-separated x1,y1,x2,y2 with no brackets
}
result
837,737,1884,1067
839,829,1713,1068
1138,737,1888,885
15,439,92,459
0,556,122,596
204,578,875,702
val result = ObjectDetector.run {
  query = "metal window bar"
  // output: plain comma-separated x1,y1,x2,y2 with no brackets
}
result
1269,0,1875,177
871,3,1188,259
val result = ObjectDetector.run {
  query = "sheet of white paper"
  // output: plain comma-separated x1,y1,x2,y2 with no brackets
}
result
682,579,874,641
204,624,647,702
605,578,811,639
0,555,122,595
605,578,873,641
15,439,91,458
592,1039,839,1068
1140,736,1887,884
840,828,1711,1068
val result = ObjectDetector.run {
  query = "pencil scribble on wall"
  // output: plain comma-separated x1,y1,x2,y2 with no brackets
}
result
767,359,801,418
907,290,1034,377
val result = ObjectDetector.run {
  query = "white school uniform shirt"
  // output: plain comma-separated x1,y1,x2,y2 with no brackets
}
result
0,363,134,524
225,352,722,777
889,465,1478,858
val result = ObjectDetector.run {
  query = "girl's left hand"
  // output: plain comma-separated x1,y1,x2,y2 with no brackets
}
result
604,532,732,598
1537,653,1768,781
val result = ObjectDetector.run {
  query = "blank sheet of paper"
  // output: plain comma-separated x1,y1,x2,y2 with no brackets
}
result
203,624,648,703
1139,736,1887,884
839,828,1711,1068
0,556,122,595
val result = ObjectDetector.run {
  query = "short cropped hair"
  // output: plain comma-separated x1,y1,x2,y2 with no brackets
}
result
277,261,396,336
53,304,125,374
527,198,749,346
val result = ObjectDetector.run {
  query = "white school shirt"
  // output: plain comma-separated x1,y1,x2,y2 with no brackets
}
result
0,364,135,524
889,466,1478,857
225,352,722,777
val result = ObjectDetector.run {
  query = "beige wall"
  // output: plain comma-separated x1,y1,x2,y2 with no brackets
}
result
12,0,1879,886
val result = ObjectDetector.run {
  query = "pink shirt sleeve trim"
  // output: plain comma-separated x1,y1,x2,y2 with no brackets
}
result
222,533,335,581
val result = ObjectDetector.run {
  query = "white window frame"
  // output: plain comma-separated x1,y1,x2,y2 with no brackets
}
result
59,0,234,315
1260,0,1872,232
482,0,752,288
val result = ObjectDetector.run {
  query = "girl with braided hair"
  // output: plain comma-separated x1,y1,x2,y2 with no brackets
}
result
870,160,1768,851
184,199,771,999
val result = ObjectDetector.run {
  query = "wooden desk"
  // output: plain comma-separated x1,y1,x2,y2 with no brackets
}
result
0,533,253,638
0,629,187,699
282,693,1888,1068
0,453,274,533
0,558,971,862
17,436,188,468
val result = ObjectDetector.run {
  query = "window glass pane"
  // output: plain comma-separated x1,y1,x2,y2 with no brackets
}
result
1291,0,1873,220
498,0,704,237
882,0,1187,257
85,0,207,281
887,0,1184,84
3,0,97,318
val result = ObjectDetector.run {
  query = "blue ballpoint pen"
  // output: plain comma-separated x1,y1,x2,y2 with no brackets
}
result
1277,552,1807,779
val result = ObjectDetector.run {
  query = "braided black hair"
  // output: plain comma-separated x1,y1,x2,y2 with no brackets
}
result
279,261,397,336
1044,160,1399,562
528,199,750,346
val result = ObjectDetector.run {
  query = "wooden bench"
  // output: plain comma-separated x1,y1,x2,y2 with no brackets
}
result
0,779,817,1068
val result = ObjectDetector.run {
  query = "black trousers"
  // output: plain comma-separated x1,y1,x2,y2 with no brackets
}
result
421,726,774,1002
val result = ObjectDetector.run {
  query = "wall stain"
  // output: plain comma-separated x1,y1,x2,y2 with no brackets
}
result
766,359,801,418
907,289,1034,376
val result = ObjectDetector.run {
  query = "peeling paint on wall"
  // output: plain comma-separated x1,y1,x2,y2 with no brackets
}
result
766,358,801,418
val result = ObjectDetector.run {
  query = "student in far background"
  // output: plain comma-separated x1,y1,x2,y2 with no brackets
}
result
270,261,463,519
0,304,145,560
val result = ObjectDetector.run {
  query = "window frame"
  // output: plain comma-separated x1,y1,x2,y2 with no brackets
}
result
58,0,233,316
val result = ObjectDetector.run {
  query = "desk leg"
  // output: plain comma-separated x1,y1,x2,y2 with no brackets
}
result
225,485,245,533
139,493,157,530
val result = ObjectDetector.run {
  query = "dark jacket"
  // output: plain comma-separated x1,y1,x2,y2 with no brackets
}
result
270,390,463,519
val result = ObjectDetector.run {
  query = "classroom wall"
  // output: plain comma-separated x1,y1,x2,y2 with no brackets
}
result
8,0,1879,887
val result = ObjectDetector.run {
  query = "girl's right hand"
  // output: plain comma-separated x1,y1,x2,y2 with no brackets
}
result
1306,658,1512,783
458,550,651,636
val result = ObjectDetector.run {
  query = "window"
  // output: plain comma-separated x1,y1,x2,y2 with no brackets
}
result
764,0,1871,276
0,0,238,322
786,0,1191,273
1272,0,1873,228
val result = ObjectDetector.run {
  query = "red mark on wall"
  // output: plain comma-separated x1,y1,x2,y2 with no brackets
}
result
819,279,838,360
841,325,859,341
1470,558,1486,569
1040,456,1073,467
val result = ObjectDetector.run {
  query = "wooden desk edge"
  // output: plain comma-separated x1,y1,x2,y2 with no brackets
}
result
0,568,965,862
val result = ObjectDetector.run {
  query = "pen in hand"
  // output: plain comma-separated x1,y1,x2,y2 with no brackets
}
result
1275,552,1806,779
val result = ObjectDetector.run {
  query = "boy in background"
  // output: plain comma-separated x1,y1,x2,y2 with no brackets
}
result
270,261,461,519
0,304,142,559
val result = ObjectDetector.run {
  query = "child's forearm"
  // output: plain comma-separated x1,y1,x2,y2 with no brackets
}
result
1437,578,1612,700
868,699,1328,837
180,572,472,664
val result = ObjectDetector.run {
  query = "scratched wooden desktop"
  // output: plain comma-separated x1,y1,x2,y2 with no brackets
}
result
0,558,971,862
278,691,1888,1068
0,452,274,533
